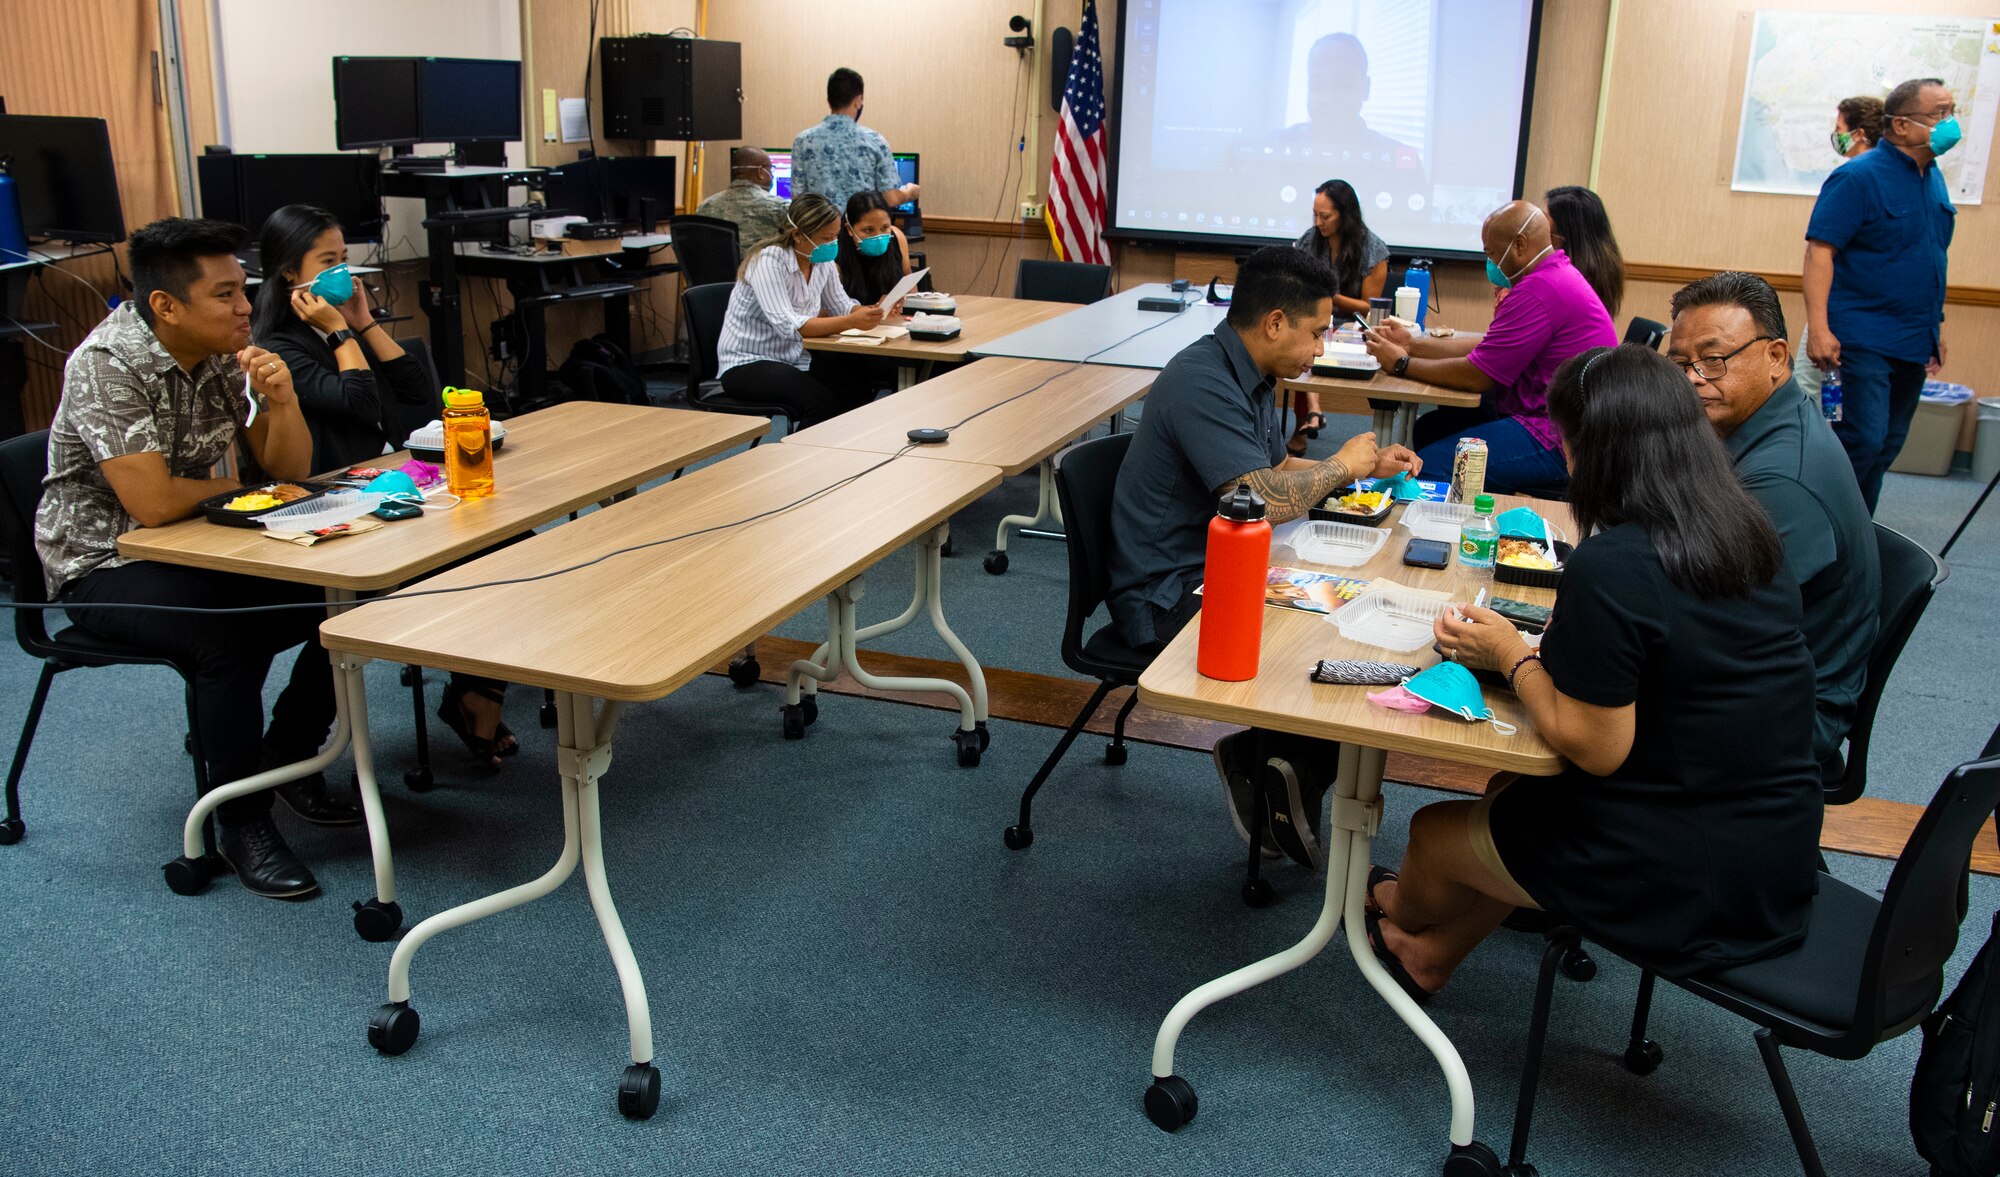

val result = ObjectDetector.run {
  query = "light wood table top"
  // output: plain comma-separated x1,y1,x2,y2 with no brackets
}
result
318,444,1002,701
1138,494,1575,777
116,402,767,592
803,294,1079,363
1278,369,1483,416
780,357,1155,477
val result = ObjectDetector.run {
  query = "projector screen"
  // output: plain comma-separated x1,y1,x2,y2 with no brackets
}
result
1108,0,1542,258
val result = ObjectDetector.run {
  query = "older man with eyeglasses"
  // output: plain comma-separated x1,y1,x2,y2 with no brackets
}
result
1669,271,1879,781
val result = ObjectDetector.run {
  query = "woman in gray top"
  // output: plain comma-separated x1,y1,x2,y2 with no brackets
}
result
1289,179,1389,454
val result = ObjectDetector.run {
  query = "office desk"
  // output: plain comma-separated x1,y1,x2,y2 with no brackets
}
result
969,284,1227,369
804,294,1079,389
117,402,767,938
784,356,1155,567
317,443,1001,1117
1279,369,1484,449
453,241,675,407
1136,495,1570,1165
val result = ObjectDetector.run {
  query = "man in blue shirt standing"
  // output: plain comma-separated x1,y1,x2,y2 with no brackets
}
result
792,68,921,215
1803,77,1958,511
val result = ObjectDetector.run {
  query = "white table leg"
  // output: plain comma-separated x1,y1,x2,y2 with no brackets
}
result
346,653,402,941
989,458,1065,572
1393,403,1421,450
1370,402,1399,444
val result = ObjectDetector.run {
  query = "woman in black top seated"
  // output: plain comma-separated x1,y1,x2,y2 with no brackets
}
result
1368,343,1822,1001
834,190,912,308
252,204,430,470
253,204,517,768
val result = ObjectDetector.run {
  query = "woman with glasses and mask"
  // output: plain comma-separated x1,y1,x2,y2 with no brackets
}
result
1361,344,1821,1004
716,193,887,428
251,204,429,472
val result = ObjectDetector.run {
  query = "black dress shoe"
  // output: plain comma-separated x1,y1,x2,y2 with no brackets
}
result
273,772,363,827
218,817,320,899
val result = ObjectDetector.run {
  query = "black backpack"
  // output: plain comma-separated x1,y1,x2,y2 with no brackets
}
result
1913,908,2000,1176
555,334,648,406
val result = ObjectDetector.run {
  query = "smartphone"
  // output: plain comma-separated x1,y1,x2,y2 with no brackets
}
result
1402,538,1450,569
372,502,423,521
1491,596,1552,632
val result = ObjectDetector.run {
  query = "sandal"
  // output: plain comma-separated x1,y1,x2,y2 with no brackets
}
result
1286,431,1311,458
1366,909,1438,1007
1300,411,1325,440
437,679,518,767
1365,865,1399,915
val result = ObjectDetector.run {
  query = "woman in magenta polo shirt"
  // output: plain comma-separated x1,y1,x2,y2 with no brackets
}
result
1362,201,1618,494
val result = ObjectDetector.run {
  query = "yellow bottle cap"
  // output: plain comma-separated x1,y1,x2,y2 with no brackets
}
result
443,388,485,409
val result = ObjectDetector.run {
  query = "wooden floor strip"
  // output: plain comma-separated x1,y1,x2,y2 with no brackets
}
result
712,636,2000,877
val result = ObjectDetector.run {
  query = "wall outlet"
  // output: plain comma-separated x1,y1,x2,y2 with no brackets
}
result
1019,200,1045,220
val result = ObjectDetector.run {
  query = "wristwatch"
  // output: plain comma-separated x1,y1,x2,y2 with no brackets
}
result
1392,354,1411,378
326,328,357,349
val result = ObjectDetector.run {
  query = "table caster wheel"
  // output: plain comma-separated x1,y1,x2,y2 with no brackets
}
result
1003,824,1033,850
954,729,982,767
163,853,216,896
404,767,435,792
781,704,807,741
1623,1039,1663,1076
352,898,403,942
1144,1075,1198,1132
1241,877,1274,908
1559,946,1597,983
1103,743,1128,766
618,1063,661,1119
1442,1140,1503,1176
0,817,22,845
539,699,558,728
1504,1163,1540,1176
801,695,818,727
983,550,1009,575
368,1001,420,1055
727,658,761,688
974,720,989,751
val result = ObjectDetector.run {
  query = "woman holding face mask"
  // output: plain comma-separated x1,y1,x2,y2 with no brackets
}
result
834,190,912,308
715,193,886,428
251,204,429,472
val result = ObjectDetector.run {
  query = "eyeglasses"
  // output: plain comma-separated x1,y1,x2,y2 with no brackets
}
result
1670,336,1774,379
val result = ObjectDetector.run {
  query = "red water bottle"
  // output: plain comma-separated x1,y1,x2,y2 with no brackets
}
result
1197,483,1271,681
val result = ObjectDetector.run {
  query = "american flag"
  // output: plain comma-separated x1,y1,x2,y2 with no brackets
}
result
1046,0,1108,267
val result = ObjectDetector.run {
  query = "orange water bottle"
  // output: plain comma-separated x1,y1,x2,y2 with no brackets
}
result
1197,483,1270,681
442,387,495,499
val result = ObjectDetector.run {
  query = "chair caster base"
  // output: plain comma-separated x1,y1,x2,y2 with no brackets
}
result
1241,876,1274,908
404,767,435,792
974,720,989,751
1144,1075,1198,1132
781,701,812,740
0,817,22,845
618,1063,661,1119
954,728,982,767
983,550,1009,575
163,853,219,896
1003,824,1033,850
1104,742,1128,766
1442,1140,1503,1176
368,1001,420,1055
1503,1164,1539,1177
1623,1039,1664,1076
727,658,761,689
352,898,403,942
1558,946,1597,983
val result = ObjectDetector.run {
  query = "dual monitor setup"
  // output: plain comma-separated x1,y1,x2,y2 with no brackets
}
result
761,148,919,214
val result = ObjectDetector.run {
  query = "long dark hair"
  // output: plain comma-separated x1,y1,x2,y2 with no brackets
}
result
1314,178,1370,295
1545,186,1624,320
1548,345,1784,598
251,203,341,342
835,190,902,304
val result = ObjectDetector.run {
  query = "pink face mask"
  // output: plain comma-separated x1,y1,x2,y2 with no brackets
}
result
1367,684,1432,713
398,459,444,488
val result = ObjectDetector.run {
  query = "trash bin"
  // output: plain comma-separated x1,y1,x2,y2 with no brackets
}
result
1890,381,1974,477
1977,397,2000,483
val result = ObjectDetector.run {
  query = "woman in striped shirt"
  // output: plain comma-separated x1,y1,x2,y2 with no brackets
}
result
716,193,887,428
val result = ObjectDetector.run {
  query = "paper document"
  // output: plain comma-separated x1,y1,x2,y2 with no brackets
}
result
559,98,590,144
876,267,930,311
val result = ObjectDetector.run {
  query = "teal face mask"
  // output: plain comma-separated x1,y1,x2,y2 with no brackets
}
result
1495,506,1548,541
1483,206,1551,289
295,263,353,305
807,238,838,264
855,232,893,258
1929,115,1963,155
1403,660,1516,733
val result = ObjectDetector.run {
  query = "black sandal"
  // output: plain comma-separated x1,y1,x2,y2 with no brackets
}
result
1366,908,1438,1007
1300,411,1325,439
437,680,518,766
1286,432,1310,458
1365,865,1399,915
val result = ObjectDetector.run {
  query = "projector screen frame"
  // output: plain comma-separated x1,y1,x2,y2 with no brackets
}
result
1101,0,1546,262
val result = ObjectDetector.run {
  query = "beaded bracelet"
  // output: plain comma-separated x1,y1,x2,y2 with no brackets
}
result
1506,653,1543,692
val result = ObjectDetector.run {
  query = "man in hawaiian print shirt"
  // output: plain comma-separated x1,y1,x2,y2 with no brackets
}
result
791,68,921,214
38,218,357,899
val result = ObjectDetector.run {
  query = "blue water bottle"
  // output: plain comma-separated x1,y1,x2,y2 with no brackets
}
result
0,157,27,264
1403,259,1432,330
1820,367,1842,422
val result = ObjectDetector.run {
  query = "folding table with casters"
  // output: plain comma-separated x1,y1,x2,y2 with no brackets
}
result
803,293,1078,391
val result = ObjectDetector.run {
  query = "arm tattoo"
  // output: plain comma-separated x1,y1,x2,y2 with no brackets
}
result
1219,458,1352,524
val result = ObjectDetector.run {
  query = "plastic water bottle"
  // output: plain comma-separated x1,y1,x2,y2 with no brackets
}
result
442,386,495,499
1458,494,1498,573
1820,368,1843,422
0,159,27,264
1197,483,1271,682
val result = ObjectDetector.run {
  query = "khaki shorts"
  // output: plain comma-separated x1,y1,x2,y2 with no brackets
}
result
1468,782,1541,911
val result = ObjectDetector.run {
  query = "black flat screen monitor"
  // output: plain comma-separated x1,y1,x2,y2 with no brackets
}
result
417,58,522,144
0,114,126,243
333,57,421,149
199,153,384,243
603,156,674,226
540,157,608,222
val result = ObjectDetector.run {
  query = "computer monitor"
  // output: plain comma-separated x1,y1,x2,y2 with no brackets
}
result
764,149,794,200
892,152,919,213
333,57,421,149
540,157,608,222
0,114,126,243
603,156,674,227
198,153,385,243
416,58,522,144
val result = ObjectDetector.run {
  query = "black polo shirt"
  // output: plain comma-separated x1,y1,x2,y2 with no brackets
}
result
1106,323,1284,647
1725,378,1881,765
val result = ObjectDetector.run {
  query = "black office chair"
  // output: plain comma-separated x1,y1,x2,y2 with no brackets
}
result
1825,523,1946,804
679,282,791,440
1623,316,1668,350
385,334,442,450
1504,724,2000,1177
668,215,742,288
1015,259,1113,305
0,431,210,845
1003,433,1147,851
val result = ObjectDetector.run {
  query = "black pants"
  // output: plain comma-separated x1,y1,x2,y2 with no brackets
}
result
64,562,337,823
718,351,879,430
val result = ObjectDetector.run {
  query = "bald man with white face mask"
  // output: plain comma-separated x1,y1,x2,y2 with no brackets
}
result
1362,199,1618,494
